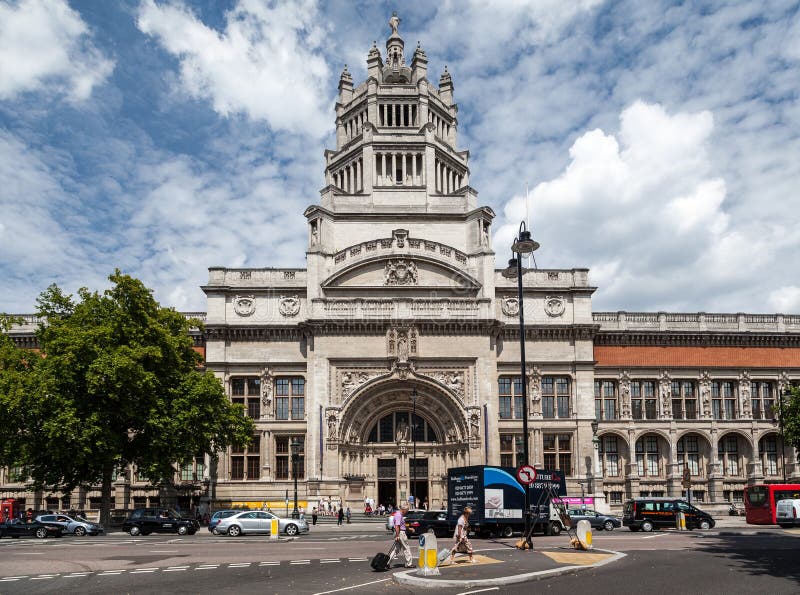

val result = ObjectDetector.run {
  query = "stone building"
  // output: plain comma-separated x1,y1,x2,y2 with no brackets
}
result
2,15,799,514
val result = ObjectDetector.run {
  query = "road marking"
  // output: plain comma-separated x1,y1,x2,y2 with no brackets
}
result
321,558,340,563
13,552,45,555
348,558,367,562
150,550,179,553
31,574,60,580
163,568,187,572
458,588,500,595
99,571,125,576
228,563,251,567
130,570,156,574
642,534,663,539
65,573,90,578
290,559,311,565
313,578,391,594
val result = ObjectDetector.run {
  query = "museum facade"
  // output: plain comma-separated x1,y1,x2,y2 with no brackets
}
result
3,16,799,514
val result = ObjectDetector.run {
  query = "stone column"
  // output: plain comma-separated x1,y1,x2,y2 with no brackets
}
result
411,152,417,184
401,152,406,184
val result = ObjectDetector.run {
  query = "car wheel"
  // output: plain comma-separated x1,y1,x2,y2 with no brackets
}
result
285,524,298,536
500,525,514,538
35,527,49,539
603,521,615,532
74,526,87,537
228,525,242,537
212,528,220,535
129,526,141,536
549,522,562,536
641,521,654,533
177,525,188,536
699,520,711,530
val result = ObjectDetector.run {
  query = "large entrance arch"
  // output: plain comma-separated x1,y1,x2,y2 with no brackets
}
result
333,374,477,509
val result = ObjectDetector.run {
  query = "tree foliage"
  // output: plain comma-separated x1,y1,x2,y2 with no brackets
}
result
1,272,253,527
783,386,800,452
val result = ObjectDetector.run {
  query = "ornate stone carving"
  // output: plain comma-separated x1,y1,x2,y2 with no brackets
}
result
384,259,418,285
739,370,752,418
327,411,338,440
279,295,301,317
260,367,273,409
392,229,408,248
340,369,383,400
698,370,712,418
501,297,519,317
619,370,632,419
431,370,465,400
544,295,565,318
233,295,256,317
526,365,542,418
387,326,418,361
659,371,672,419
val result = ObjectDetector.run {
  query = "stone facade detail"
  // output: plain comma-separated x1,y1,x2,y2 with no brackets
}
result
384,259,418,286
544,295,565,317
279,295,300,317
233,295,256,317
526,365,543,418
501,297,519,316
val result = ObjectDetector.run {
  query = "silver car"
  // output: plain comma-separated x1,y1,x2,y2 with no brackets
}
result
215,510,309,537
35,514,104,536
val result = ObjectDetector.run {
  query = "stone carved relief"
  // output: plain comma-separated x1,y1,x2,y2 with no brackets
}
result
279,295,301,317
501,297,520,317
659,371,672,419
384,259,418,285
327,411,339,440
619,370,632,419
260,367,273,410
233,295,256,317
392,229,408,248
387,326,418,361
698,370,712,418
430,370,465,400
469,410,480,439
544,295,566,318
526,366,542,418
340,370,383,401
739,370,752,418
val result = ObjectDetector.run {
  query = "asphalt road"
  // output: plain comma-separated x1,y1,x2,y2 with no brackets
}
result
1,526,798,594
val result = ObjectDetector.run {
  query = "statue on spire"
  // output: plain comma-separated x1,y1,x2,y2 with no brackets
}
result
389,12,401,36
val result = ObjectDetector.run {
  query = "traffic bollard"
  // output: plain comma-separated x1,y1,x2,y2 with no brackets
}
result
576,519,593,550
270,518,279,539
417,533,440,576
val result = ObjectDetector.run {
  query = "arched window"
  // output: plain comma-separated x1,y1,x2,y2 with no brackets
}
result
635,435,661,477
599,435,620,477
677,435,701,476
718,435,740,476
759,435,781,477
366,412,439,443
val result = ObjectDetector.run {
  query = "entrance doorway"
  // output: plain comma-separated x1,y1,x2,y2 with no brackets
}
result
410,458,428,508
377,459,396,508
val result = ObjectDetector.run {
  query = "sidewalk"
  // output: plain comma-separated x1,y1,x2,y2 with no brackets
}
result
393,545,625,589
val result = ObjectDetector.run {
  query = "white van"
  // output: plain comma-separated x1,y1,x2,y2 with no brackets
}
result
776,499,800,528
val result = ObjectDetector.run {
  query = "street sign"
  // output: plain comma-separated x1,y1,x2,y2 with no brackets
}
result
516,465,537,485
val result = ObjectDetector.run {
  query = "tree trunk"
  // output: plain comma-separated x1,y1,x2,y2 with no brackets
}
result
100,463,113,530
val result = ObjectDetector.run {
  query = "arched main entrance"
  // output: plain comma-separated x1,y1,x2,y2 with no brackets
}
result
336,375,473,509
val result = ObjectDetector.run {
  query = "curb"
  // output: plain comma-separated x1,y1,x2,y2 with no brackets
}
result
392,548,626,589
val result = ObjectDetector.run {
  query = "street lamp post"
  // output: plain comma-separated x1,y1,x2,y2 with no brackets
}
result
291,438,300,519
590,420,599,496
780,389,789,483
503,221,540,549
411,388,418,510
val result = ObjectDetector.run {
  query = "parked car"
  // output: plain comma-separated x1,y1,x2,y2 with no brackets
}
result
776,499,800,528
0,518,64,539
122,508,200,536
385,511,424,533
208,509,246,534
566,509,621,531
623,498,715,532
407,510,450,538
215,510,309,537
35,513,103,536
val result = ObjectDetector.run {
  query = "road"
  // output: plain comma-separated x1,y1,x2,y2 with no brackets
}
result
1,526,798,594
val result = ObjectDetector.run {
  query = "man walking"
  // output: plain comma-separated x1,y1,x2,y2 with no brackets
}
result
388,502,413,568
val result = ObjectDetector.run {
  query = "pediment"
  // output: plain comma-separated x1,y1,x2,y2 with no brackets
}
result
321,254,481,294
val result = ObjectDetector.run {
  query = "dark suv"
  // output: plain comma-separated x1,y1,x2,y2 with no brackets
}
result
623,498,715,532
122,508,199,536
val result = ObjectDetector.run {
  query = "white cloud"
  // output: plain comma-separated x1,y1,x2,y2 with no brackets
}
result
137,0,333,137
769,286,800,313
0,0,113,101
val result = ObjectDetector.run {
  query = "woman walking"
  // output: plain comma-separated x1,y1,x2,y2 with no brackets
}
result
449,506,475,564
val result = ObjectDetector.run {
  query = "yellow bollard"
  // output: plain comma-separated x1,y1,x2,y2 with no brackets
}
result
417,533,440,576
270,518,279,539
575,519,593,550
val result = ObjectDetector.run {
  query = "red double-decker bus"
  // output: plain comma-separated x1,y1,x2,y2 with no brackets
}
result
744,484,800,524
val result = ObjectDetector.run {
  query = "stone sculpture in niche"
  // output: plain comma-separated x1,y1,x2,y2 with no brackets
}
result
260,367,273,409
387,326,418,360
233,295,256,317
384,259,418,285
698,370,712,417
544,295,565,317
279,295,301,317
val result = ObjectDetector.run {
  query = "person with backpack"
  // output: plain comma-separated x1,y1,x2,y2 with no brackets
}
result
388,502,413,568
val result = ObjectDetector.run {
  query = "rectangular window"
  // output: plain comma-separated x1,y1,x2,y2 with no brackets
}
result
711,382,723,420
543,433,571,476
631,382,643,419
275,435,305,480
594,380,616,420
498,376,525,419
723,381,737,419
247,456,260,480
610,491,623,504
644,381,657,419
600,436,619,477
230,436,260,480
230,456,244,480
231,377,262,419
500,433,523,468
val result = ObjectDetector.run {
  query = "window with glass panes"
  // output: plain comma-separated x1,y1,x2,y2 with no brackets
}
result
498,377,524,419
677,435,701,476
635,435,661,477
543,433,572,475
542,376,571,418
718,435,740,476
500,434,524,468
594,381,617,420
712,381,737,419
751,382,774,420
367,412,439,443
275,435,305,480
759,435,779,476
179,456,206,481
231,377,261,419
671,381,697,420
631,381,657,420
599,435,620,476
230,436,260,480
275,377,305,420
609,491,623,504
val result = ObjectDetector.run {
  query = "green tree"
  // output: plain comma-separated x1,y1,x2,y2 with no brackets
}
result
0,315,35,470
782,386,800,453
11,271,253,528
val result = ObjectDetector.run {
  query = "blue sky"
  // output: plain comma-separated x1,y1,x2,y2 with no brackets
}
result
1,0,799,314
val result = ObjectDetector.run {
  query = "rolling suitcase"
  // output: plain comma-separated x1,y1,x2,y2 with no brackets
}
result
370,542,397,571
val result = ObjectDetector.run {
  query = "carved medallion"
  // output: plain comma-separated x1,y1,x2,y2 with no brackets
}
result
501,297,520,317
384,259,418,286
233,295,256,317
544,295,565,317
279,295,301,317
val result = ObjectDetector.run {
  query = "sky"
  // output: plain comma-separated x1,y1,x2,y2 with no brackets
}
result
1,0,799,314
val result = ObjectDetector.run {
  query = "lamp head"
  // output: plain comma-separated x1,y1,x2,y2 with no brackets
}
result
502,258,519,279
590,420,599,435
512,229,540,255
